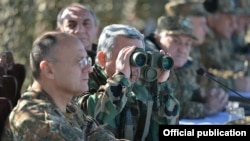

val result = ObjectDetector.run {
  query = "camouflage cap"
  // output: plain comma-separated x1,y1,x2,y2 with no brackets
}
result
204,0,240,14
155,16,197,40
165,0,210,16
234,0,250,15
166,0,204,5
217,0,238,14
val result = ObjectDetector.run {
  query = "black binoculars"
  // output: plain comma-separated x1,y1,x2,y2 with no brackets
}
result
130,48,174,82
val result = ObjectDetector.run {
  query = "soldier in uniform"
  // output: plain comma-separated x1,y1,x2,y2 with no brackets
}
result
0,31,125,141
73,24,180,141
200,0,250,91
231,0,250,92
144,15,228,119
224,0,250,123
232,0,250,50
57,3,99,65
165,0,210,69
201,0,250,116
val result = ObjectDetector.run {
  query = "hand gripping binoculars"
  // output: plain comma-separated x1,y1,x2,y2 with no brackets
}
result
130,48,174,82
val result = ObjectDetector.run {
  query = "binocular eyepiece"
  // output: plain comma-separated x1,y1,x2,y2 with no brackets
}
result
130,48,174,82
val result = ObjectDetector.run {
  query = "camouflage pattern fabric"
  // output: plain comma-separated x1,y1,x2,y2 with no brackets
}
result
73,64,180,141
169,64,209,119
232,33,245,50
145,35,207,119
203,0,240,14
165,0,210,16
190,44,222,90
1,88,119,141
199,30,247,89
217,0,239,14
190,46,205,69
155,15,196,40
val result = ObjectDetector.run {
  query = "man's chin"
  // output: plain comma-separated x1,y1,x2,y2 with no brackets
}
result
175,63,184,68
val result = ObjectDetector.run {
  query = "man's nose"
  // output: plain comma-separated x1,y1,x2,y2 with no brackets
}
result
82,65,93,73
74,24,86,34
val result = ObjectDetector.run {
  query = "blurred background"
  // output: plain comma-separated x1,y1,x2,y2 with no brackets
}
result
0,0,168,92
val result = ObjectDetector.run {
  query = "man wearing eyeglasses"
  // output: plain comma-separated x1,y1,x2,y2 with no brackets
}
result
1,31,127,141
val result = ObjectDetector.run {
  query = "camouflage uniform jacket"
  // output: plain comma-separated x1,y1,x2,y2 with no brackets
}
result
1,88,118,141
168,66,208,119
73,63,180,141
199,29,247,89
145,34,207,119
190,45,221,90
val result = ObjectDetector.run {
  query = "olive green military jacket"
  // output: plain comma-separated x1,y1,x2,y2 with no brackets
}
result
199,30,247,89
168,64,208,119
1,88,117,141
73,64,180,141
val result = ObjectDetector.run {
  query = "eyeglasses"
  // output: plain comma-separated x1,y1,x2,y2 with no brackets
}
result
79,57,92,68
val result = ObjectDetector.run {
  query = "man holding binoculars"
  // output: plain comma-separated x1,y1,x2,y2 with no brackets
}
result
73,24,180,141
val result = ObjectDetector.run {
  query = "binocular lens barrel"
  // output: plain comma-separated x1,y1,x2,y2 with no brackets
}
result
161,56,174,70
130,48,174,70
130,48,174,82
130,48,147,67
132,53,147,67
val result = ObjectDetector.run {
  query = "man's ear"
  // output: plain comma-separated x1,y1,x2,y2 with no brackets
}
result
97,51,106,67
40,60,55,79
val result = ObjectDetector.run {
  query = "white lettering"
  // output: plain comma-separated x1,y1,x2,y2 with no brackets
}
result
163,129,170,136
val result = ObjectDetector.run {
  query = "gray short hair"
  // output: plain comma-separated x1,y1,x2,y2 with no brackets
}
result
96,24,144,63
57,3,98,28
